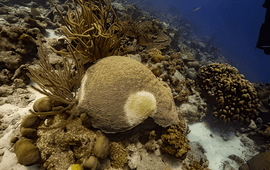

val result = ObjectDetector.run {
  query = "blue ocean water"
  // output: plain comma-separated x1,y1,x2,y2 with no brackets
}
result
130,0,270,84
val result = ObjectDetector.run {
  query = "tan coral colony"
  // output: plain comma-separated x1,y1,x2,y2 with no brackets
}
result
76,56,178,133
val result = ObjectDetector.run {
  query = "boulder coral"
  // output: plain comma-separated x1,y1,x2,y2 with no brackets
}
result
76,56,178,133
14,138,41,166
199,63,260,123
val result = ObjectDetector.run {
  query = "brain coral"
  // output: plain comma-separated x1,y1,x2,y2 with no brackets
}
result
199,63,260,123
76,56,178,133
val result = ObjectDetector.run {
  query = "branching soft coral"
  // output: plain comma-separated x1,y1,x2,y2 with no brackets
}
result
26,35,84,127
49,0,124,64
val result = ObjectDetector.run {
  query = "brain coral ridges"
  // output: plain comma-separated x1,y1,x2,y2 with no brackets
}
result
76,56,178,133
199,63,260,123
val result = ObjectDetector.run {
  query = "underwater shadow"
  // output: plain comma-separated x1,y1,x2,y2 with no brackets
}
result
199,99,246,141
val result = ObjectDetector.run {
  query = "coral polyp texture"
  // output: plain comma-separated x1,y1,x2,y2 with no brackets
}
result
199,63,260,123
76,56,178,133
161,119,190,159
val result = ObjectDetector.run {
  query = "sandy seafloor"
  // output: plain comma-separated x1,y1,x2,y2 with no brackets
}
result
0,0,269,170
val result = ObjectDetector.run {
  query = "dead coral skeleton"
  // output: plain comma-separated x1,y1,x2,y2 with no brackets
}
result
49,0,124,64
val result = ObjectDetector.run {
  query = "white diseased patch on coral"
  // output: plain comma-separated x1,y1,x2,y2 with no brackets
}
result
77,74,88,104
124,91,157,126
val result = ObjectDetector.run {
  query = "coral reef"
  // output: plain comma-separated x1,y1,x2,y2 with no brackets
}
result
253,83,270,113
68,164,83,170
126,133,169,170
146,49,196,103
33,97,52,112
122,18,171,51
258,122,270,141
82,156,100,170
26,35,84,106
0,87,35,107
199,63,260,123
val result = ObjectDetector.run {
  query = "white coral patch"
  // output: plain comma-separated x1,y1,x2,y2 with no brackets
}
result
77,74,88,103
124,91,157,126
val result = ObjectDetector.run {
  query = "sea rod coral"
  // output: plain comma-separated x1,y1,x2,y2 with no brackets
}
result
26,35,84,126
49,0,124,64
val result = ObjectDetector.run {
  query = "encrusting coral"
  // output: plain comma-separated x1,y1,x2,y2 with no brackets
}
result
36,118,97,170
109,142,128,169
49,0,124,64
199,63,260,123
161,119,191,159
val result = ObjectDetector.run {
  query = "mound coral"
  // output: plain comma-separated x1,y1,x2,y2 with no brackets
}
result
49,0,124,64
199,63,260,123
76,56,178,133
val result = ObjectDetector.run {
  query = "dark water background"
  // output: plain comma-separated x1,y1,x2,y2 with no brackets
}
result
130,0,270,84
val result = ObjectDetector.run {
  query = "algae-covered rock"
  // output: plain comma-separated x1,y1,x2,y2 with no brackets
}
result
82,156,100,170
93,134,110,159
239,151,270,170
20,127,37,139
14,138,41,165
21,114,40,128
33,96,52,112
77,56,177,133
